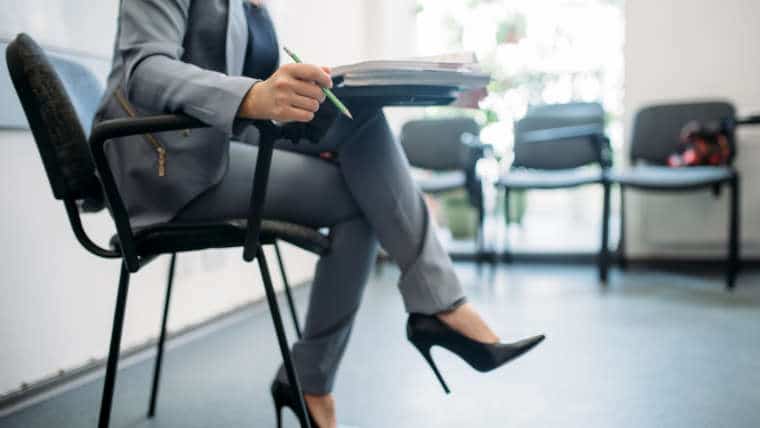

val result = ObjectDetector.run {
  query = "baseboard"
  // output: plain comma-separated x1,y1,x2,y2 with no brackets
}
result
443,251,760,270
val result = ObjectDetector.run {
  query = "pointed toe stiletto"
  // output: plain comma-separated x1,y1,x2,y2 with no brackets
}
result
406,313,545,394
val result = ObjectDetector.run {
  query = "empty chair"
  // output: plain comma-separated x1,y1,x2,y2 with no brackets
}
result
6,34,316,428
610,101,740,289
497,102,613,281
400,117,487,252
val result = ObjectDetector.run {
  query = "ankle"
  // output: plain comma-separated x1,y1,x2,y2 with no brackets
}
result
435,303,500,344
304,393,336,428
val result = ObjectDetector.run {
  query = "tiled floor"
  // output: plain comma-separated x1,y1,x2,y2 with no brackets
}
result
1,263,759,427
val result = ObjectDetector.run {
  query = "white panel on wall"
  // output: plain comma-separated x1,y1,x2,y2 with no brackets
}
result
267,0,368,67
0,0,120,59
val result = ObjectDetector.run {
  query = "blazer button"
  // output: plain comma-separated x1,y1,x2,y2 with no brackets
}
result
182,129,191,137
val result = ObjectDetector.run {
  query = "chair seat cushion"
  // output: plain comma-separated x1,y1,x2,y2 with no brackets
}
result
609,166,736,190
498,168,603,189
110,219,330,257
416,171,467,194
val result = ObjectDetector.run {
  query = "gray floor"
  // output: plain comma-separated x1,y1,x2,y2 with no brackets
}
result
2,263,760,428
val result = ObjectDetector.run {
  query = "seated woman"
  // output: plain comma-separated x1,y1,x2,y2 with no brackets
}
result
95,1,544,426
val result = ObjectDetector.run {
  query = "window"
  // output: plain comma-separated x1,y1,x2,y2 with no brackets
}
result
416,0,625,253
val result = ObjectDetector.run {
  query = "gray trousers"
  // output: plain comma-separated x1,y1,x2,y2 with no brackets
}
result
175,108,465,394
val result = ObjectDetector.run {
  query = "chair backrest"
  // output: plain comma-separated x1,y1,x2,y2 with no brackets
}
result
400,117,480,171
513,102,605,170
630,101,736,165
6,33,105,210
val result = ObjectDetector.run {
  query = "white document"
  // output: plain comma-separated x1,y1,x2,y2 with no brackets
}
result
331,51,491,89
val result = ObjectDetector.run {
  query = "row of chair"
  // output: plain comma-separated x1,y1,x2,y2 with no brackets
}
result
401,101,744,289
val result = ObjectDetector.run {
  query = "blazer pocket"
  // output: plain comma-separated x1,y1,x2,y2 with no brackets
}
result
113,87,170,177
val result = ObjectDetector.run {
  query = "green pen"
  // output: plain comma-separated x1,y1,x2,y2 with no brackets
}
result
283,46,353,120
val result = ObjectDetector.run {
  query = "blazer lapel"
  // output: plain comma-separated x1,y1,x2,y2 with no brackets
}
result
226,0,247,76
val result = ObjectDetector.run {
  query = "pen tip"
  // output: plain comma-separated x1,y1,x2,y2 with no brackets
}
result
344,111,353,120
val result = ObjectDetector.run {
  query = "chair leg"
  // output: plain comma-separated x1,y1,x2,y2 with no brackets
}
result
98,261,131,428
476,202,486,262
502,188,512,263
727,177,740,290
256,247,312,428
618,185,628,270
599,181,611,284
274,242,303,339
148,253,177,417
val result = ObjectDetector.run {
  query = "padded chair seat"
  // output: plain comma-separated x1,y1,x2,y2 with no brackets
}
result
111,219,330,257
609,165,736,190
498,168,603,189
416,171,467,194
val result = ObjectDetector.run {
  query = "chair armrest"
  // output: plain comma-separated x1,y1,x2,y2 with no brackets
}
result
459,133,493,209
460,132,493,165
736,115,760,126
460,132,491,151
90,114,207,142
519,124,612,168
518,124,605,144
89,114,211,272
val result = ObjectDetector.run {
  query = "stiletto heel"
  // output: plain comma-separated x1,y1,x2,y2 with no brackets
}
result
407,313,545,393
272,387,285,428
412,341,451,394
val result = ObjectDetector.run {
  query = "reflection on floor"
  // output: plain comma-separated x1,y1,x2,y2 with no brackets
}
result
435,186,621,255
1,263,759,428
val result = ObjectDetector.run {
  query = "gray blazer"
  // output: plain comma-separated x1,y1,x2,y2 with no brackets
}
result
95,0,260,228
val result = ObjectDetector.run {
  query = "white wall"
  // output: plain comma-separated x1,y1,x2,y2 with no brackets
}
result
269,0,420,133
624,0,760,258
0,0,396,396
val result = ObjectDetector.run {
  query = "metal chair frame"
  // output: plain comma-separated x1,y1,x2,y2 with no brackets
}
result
614,108,760,290
499,124,614,282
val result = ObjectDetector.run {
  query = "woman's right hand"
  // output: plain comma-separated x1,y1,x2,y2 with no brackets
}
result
238,63,332,123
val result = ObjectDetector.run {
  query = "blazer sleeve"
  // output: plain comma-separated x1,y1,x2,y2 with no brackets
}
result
118,0,257,135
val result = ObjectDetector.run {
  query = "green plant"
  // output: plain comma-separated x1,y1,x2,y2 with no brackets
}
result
440,191,478,239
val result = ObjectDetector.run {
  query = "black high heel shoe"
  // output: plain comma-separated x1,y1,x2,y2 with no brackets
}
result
406,313,545,394
271,378,318,428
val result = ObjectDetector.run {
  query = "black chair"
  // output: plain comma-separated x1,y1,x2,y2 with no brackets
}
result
496,102,613,281
7,33,316,428
610,101,741,289
399,117,489,253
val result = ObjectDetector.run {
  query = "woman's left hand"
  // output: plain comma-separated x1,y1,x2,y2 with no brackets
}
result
452,87,488,109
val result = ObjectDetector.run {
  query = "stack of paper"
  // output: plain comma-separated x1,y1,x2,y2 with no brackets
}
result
332,52,491,89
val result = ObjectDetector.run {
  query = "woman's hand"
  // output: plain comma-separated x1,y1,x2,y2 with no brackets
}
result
238,63,332,122
452,86,488,109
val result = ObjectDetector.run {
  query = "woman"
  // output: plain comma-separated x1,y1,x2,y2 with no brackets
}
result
95,1,544,426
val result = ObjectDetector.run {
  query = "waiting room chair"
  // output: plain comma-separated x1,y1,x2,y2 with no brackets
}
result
7,33,316,428
496,102,613,281
400,117,488,254
610,101,740,289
